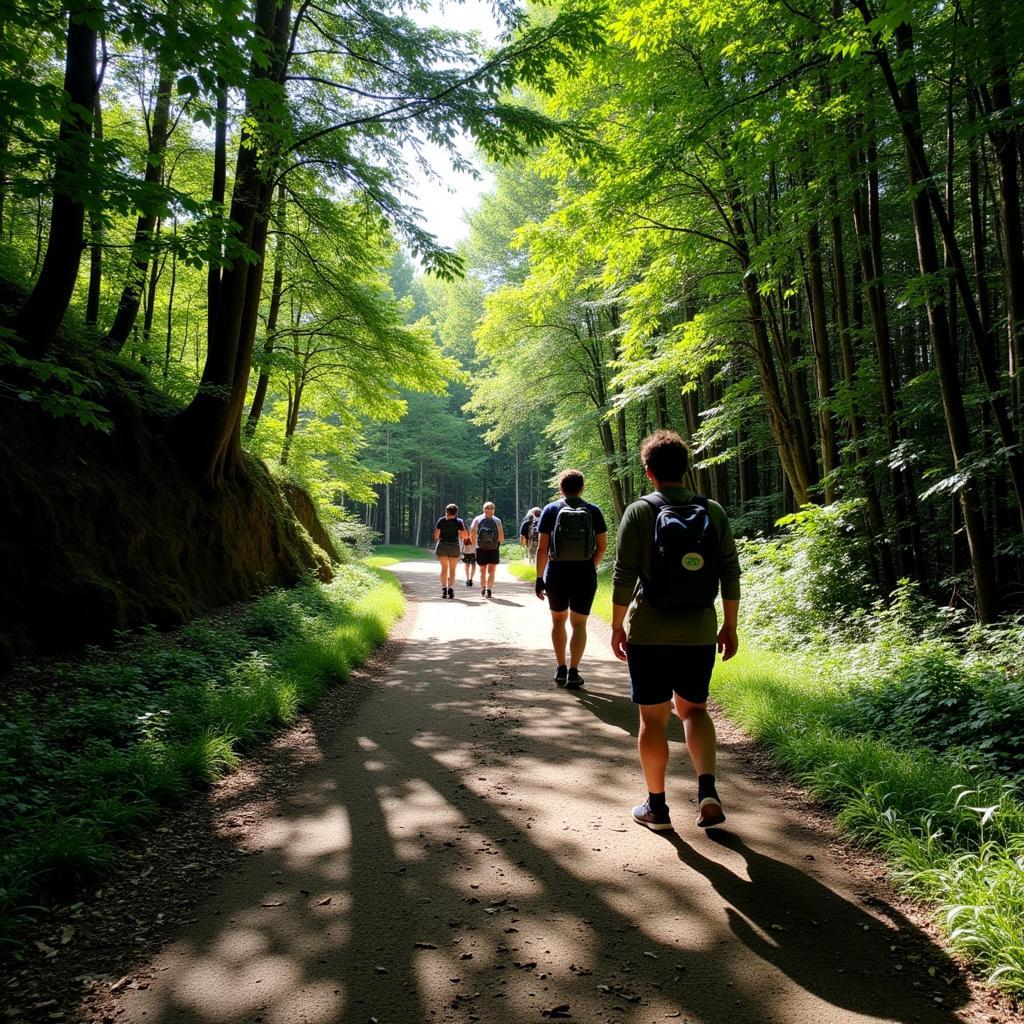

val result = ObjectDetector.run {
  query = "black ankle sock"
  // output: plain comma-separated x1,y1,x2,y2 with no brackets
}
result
648,791,667,810
697,773,718,802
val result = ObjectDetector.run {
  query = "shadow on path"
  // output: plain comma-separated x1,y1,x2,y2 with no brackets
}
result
81,563,970,1024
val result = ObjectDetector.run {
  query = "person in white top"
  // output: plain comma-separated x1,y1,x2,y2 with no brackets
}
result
469,501,505,598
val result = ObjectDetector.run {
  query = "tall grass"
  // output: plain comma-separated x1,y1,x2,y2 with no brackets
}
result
0,565,403,948
714,648,1024,996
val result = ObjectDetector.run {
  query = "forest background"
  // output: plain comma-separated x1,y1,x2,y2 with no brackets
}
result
2,0,1024,1002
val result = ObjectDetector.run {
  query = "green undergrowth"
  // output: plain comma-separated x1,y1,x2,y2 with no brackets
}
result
0,565,403,952
714,647,1024,997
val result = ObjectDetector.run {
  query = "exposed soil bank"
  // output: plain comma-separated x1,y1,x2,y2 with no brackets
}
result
0,354,332,662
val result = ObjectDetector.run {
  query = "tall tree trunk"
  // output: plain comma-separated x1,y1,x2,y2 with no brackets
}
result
805,220,839,501
850,141,926,583
207,79,228,346
173,0,293,484
163,216,178,377
11,5,99,356
85,92,103,328
834,205,896,596
856,12,997,619
244,186,286,437
856,9,1024,531
414,460,424,547
104,67,174,351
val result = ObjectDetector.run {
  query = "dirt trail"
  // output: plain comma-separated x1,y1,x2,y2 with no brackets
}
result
91,562,973,1024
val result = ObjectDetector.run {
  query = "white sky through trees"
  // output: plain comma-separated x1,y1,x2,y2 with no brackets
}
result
406,0,502,250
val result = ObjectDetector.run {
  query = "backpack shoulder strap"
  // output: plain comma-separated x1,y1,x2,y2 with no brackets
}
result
642,493,670,511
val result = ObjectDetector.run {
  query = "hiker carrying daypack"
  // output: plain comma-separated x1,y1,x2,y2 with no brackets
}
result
549,500,597,562
640,494,720,609
476,517,500,550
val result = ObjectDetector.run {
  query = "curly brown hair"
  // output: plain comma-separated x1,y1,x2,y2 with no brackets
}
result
640,430,689,482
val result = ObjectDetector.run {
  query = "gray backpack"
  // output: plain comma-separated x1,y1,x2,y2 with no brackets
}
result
476,517,500,550
550,503,596,561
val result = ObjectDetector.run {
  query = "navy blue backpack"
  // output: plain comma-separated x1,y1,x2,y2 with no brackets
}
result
640,494,720,610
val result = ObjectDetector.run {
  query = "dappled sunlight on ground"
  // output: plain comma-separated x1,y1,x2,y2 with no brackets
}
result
102,561,967,1024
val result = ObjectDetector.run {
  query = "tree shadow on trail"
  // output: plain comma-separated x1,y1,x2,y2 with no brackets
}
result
78,564,970,1024
658,828,969,1016
569,686,686,742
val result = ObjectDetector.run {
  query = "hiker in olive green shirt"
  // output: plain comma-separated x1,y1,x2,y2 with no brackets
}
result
611,430,741,832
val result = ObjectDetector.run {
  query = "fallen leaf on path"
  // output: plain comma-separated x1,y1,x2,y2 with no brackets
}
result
260,901,284,907
542,1005,572,1019
514,962,537,970
375,966,388,974
316,897,332,906
110,976,132,993
643,951,657,959
413,942,437,949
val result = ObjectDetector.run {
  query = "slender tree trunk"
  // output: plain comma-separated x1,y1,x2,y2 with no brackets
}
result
805,220,839,501
858,14,997,619
11,5,99,356
414,460,424,547
858,11,1024,531
207,80,228,346
104,66,174,352
85,93,103,328
244,186,286,437
163,217,178,377
833,206,896,596
850,141,926,583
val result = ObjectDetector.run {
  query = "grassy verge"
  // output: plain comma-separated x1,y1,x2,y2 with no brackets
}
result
714,647,1024,997
365,543,434,567
0,564,403,950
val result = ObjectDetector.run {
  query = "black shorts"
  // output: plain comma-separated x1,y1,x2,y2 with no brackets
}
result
476,548,500,566
544,564,598,615
627,643,717,706
462,552,477,565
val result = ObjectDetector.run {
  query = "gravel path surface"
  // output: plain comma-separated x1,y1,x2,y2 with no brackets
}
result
7,562,1005,1024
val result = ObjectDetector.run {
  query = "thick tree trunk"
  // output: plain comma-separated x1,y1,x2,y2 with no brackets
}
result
11,5,99,356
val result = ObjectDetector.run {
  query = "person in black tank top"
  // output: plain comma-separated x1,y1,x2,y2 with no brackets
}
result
433,503,469,599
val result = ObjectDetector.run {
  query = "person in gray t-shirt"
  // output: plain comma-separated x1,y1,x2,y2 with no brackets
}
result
469,502,505,598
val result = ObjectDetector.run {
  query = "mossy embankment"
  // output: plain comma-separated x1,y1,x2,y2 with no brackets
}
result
0,341,334,662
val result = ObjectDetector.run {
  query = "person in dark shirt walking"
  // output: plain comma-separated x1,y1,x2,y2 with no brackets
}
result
520,506,543,562
433,504,469,600
535,470,607,689
611,431,741,832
